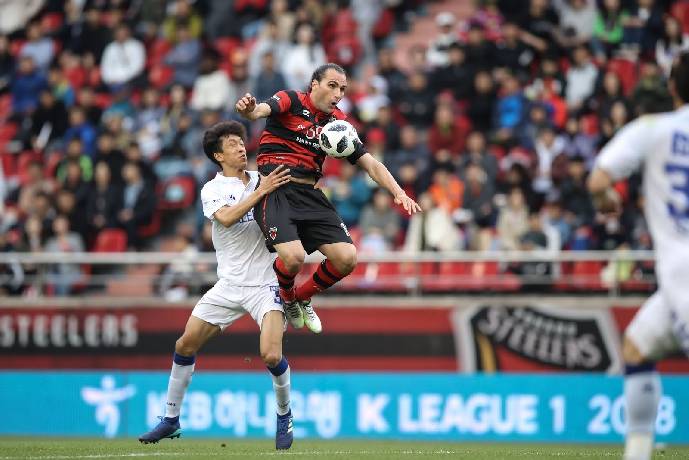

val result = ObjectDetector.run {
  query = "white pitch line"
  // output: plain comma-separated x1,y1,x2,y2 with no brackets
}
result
0,451,464,460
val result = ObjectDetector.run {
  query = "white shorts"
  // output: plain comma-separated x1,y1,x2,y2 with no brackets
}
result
626,289,689,360
191,280,284,331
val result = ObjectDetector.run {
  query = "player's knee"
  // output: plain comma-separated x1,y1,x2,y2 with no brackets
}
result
622,335,647,365
334,249,357,275
261,349,282,368
280,252,305,274
175,335,199,357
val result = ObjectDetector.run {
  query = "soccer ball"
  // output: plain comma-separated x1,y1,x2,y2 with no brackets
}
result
319,120,358,158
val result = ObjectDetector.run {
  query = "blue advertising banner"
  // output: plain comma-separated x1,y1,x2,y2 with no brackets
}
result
0,372,686,443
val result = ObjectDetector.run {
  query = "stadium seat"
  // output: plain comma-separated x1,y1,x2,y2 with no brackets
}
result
138,211,162,239
41,13,64,32
146,39,172,69
149,65,174,89
214,37,241,60
159,175,197,210
607,59,638,96
93,228,128,252
672,1,689,34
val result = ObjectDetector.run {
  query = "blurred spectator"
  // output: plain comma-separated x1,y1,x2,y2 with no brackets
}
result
0,231,24,296
431,43,474,100
386,125,429,178
204,0,239,41
534,126,565,193
76,88,103,128
162,0,203,43
157,233,200,300
656,16,689,77
11,56,47,118
428,166,464,214
249,19,290,79
459,131,499,185
461,163,496,250
252,51,287,104
552,0,597,47
397,71,434,128
467,70,496,133
44,215,85,296
60,158,91,208
27,88,68,151
136,88,165,158
404,193,462,252
464,21,496,70
19,20,55,73
542,198,573,248
631,60,673,115
329,162,371,228
497,187,529,250
69,6,112,61
428,103,470,157
561,117,597,167
592,0,628,59
47,65,75,107
227,51,252,112
94,132,126,185
281,23,326,91
494,21,533,78
63,106,98,158
100,24,146,91
368,105,400,151
268,0,297,43
517,0,560,54
14,160,55,217
359,188,401,251
0,35,14,94
117,162,156,247
55,188,87,241
427,11,459,67
0,1,44,35
494,72,527,137
356,75,389,123
164,24,201,88
559,156,594,225
377,47,407,102
622,0,663,56
587,70,628,121
565,45,598,110
191,50,232,111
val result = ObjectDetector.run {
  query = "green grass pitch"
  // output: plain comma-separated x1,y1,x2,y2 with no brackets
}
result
0,439,688,460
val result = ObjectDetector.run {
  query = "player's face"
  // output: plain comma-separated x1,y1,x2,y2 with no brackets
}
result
311,69,347,113
217,134,247,169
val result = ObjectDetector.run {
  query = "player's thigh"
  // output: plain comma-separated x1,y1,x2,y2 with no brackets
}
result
178,315,221,353
625,291,679,361
318,241,357,273
191,281,247,334
254,186,300,250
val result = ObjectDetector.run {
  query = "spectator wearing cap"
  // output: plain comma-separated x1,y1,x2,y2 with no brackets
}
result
100,24,146,92
427,11,460,67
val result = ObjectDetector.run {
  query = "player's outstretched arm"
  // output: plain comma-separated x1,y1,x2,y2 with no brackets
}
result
213,166,291,227
235,93,272,121
356,153,422,215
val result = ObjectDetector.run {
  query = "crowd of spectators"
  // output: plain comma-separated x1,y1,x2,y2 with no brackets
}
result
0,0,688,296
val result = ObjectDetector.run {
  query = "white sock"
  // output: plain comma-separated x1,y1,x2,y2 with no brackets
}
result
271,366,290,416
164,361,195,418
623,369,660,460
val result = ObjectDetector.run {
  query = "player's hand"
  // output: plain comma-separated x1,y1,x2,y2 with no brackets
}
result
258,165,291,195
235,93,257,119
395,193,422,215
593,188,622,215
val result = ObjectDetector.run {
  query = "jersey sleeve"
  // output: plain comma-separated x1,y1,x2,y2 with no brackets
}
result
200,183,227,220
264,90,292,115
595,116,652,181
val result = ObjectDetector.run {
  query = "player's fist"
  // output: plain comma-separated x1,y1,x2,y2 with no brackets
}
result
235,93,257,119
593,188,621,215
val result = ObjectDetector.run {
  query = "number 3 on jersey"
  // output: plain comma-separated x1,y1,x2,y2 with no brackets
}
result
665,163,689,233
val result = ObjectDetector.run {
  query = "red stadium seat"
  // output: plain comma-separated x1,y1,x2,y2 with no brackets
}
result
214,37,241,59
138,211,162,239
41,13,64,32
147,39,172,69
93,229,128,252
672,1,689,34
607,59,638,96
159,176,197,210
149,66,174,89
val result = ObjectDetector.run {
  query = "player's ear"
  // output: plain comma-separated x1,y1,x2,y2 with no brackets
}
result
214,151,223,162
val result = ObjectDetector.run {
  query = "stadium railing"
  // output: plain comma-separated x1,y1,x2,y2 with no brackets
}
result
0,250,656,305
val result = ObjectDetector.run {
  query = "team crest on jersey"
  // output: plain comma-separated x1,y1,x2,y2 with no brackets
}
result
340,222,350,237
269,227,278,240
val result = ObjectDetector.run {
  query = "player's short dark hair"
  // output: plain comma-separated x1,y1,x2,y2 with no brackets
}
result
670,51,689,104
203,121,246,166
309,63,346,90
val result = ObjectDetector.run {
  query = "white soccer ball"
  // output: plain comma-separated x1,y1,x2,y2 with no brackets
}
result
319,120,358,158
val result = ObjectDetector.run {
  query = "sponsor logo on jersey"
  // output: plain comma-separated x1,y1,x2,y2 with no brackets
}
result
269,227,278,240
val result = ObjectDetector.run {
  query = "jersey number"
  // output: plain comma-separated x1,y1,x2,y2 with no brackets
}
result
666,163,689,233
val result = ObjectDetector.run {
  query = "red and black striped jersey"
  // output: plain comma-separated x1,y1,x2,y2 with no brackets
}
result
257,90,365,179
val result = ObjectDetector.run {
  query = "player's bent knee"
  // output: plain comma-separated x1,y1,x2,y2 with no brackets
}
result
280,252,305,274
175,335,200,357
622,335,647,365
261,350,282,368
332,247,357,275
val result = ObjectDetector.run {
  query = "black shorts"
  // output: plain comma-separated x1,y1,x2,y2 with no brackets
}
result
254,182,353,254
